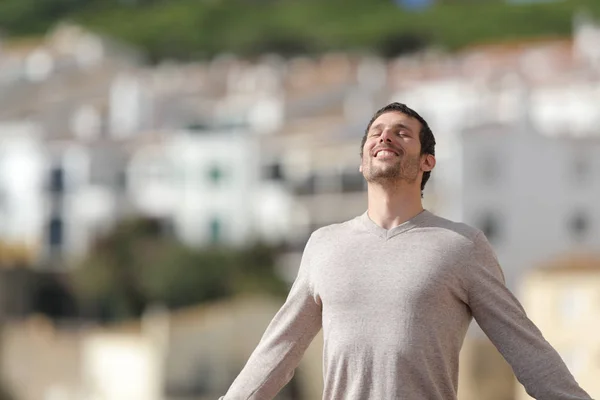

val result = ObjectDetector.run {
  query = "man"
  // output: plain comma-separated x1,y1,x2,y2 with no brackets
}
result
219,103,593,399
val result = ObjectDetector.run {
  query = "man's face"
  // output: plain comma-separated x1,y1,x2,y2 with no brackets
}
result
360,111,423,185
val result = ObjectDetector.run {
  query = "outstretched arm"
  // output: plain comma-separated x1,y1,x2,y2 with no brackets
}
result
219,234,322,400
466,232,592,400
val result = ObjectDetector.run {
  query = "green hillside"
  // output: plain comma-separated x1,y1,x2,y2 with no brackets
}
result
0,0,598,61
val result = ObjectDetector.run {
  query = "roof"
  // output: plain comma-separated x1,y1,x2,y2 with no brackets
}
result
1,37,46,56
533,254,600,275
459,36,573,55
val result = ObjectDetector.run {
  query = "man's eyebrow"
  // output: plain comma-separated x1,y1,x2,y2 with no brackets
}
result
370,122,414,133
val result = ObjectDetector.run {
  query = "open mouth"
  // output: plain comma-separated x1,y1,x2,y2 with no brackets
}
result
374,149,399,158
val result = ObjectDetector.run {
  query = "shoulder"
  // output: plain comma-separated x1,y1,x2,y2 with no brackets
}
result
295,219,356,275
303,217,360,252
423,213,502,284
420,211,483,245
418,212,499,263
311,217,358,238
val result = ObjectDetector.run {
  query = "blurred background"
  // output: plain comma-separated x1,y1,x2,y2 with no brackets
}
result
0,0,599,399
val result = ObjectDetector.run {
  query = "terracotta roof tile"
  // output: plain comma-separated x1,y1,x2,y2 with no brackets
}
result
534,254,600,274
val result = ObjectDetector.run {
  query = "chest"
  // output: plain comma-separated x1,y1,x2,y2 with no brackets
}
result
312,238,465,313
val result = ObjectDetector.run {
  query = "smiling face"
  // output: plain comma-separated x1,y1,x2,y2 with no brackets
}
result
360,111,425,186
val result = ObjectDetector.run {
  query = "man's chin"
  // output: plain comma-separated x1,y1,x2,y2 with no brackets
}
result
365,171,401,183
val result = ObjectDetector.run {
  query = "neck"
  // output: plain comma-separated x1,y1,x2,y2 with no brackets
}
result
366,181,424,230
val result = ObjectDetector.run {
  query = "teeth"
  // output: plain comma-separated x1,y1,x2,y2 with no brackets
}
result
377,150,396,157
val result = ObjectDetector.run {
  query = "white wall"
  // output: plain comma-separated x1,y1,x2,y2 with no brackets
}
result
168,130,258,246
391,79,481,220
127,129,292,247
82,334,162,400
461,124,600,292
0,122,119,263
0,123,47,254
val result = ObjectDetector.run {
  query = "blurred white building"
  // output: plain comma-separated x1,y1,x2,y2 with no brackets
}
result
128,128,294,247
3,15,600,267
0,122,46,258
0,23,149,265
461,118,600,291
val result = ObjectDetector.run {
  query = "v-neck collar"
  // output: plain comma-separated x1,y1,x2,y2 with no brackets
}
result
357,209,432,240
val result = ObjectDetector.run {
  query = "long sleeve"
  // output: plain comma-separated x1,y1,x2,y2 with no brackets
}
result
219,233,323,400
466,232,593,400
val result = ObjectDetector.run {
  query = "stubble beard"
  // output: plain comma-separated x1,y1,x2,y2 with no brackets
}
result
362,154,421,185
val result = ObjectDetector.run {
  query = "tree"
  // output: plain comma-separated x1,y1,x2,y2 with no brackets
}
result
71,217,286,323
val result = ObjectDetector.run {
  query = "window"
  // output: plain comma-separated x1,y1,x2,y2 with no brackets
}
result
569,211,589,241
186,122,210,131
49,166,65,194
341,170,366,193
293,174,317,196
0,188,5,211
477,213,502,244
209,217,222,243
207,165,225,184
262,162,283,181
48,216,64,249
116,170,127,190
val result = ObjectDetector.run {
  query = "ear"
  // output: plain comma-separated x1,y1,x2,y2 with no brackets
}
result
421,154,436,172
359,164,363,173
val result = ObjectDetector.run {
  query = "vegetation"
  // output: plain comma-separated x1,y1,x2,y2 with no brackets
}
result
71,217,287,322
1,0,600,61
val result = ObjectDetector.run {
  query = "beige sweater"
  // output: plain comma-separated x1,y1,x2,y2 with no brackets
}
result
220,210,592,400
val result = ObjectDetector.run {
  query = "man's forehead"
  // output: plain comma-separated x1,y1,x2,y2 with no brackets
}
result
372,111,420,129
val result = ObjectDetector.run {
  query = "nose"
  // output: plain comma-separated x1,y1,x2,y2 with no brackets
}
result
380,128,394,143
